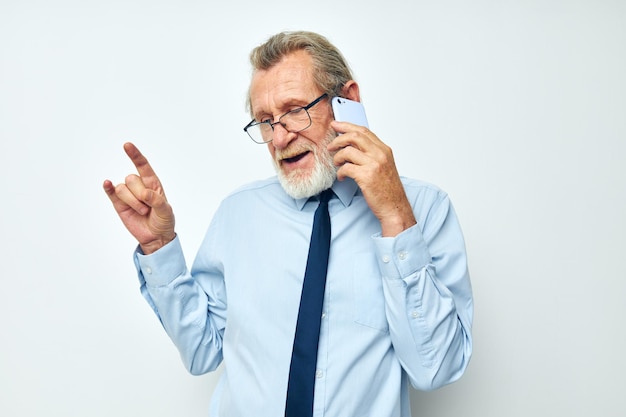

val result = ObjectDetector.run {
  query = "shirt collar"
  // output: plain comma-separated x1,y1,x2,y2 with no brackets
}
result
294,177,359,211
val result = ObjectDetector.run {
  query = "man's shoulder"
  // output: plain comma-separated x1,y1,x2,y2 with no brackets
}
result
221,176,286,203
400,176,449,200
209,177,287,225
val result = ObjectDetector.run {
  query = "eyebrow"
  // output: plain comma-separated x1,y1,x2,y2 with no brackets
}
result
253,98,310,121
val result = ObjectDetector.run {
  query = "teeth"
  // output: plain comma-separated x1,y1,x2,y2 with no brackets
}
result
278,145,311,161
282,151,308,162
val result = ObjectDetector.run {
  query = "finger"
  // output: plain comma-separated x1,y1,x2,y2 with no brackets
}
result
104,178,149,216
333,145,369,167
125,173,149,201
103,179,116,198
328,129,375,153
329,134,360,155
143,187,173,220
334,149,381,184
335,161,358,182
123,174,171,219
115,182,150,215
103,179,125,208
331,120,372,137
123,142,159,180
330,120,370,134
103,179,134,209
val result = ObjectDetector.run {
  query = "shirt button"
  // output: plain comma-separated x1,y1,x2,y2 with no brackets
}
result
382,255,390,263
316,370,324,379
411,310,419,318
145,267,152,274
398,251,408,260
321,312,326,319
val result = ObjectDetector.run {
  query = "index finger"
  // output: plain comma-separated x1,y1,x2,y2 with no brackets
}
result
330,120,368,135
123,142,157,179
329,122,374,149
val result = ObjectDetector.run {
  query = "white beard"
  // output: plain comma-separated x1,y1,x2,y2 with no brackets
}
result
273,132,337,199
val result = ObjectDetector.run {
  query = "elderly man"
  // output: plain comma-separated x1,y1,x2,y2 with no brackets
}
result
103,30,473,417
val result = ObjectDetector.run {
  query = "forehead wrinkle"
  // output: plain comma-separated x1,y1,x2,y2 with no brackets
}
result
249,51,318,120
251,83,305,120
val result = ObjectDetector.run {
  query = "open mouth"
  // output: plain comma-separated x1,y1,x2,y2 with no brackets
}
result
282,151,310,164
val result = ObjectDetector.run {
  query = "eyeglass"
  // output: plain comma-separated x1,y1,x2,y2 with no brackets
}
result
243,93,328,144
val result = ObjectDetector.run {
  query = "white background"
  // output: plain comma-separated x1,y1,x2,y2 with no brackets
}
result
1,0,625,416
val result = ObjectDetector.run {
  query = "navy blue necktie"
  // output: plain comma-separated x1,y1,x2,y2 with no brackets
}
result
285,189,333,417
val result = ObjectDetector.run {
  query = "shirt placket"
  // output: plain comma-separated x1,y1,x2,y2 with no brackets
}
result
312,266,331,416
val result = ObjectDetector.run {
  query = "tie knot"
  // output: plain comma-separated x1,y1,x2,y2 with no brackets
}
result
318,188,333,204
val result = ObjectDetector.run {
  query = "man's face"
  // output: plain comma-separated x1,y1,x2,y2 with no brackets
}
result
249,50,337,199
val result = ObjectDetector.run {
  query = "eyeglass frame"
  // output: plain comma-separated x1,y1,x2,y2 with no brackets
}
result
243,93,329,144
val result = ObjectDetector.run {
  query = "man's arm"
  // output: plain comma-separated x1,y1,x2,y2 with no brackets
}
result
134,236,226,375
329,124,472,389
375,190,473,390
104,143,225,374
329,120,417,237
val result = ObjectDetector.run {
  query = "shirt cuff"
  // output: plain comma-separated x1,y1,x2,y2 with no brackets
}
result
133,236,187,287
372,224,432,280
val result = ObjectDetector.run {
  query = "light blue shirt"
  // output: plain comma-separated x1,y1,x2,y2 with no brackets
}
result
135,176,473,417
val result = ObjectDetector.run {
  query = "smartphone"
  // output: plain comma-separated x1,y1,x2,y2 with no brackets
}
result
331,97,369,128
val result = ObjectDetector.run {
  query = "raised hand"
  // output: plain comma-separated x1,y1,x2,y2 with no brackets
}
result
328,121,417,237
103,142,176,254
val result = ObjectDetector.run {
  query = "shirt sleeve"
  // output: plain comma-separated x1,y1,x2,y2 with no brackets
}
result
134,236,226,375
373,191,473,391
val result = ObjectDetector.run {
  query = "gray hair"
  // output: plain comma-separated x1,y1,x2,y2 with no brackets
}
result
247,31,354,114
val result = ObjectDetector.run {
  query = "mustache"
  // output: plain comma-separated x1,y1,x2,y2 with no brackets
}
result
275,130,337,161
274,143,314,161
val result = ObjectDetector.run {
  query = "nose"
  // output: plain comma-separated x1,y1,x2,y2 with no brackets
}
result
271,123,296,150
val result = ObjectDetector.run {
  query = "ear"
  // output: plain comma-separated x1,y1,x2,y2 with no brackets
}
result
341,80,361,102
